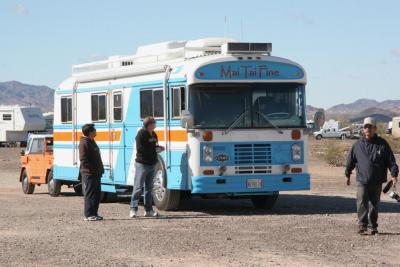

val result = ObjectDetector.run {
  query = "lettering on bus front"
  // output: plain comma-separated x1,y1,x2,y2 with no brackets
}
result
220,65,280,79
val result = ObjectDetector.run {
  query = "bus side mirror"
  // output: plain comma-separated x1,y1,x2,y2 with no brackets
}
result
181,110,194,129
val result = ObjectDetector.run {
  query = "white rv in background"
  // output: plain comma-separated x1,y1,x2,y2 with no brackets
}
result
0,106,46,145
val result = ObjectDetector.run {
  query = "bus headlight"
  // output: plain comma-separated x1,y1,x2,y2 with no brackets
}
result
203,145,213,163
291,144,301,161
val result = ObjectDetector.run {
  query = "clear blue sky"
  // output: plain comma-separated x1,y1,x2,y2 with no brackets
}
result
1,0,399,108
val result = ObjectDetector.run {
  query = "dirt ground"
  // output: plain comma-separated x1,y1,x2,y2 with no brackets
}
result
1,138,400,267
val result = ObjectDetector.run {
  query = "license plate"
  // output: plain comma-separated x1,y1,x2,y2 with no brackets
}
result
246,179,263,189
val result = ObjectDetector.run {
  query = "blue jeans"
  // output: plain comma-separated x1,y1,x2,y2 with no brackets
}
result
130,162,156,212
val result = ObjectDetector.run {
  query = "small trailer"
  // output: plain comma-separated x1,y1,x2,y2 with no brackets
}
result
0,106,46,146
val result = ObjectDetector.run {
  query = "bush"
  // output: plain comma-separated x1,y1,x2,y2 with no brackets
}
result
323,140,345,166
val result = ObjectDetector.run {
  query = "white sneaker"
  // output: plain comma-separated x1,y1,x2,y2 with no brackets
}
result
144,210,159,217
129,209,138,218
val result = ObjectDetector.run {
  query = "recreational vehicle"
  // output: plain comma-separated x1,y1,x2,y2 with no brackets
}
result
53,37,310,210
0,106,46,146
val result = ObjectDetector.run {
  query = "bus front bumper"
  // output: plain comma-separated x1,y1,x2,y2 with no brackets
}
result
191,173,310,194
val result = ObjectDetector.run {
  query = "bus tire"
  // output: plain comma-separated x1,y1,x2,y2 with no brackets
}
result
152,160,180,211
251,192,279,209
316,135,322,140
47,170,61,197
21,170,35,194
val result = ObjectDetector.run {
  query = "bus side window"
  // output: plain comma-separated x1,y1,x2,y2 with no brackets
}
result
91,94,107,122
172,87,185,118
139,88,164,119
113,92,123,121
61,97,72,123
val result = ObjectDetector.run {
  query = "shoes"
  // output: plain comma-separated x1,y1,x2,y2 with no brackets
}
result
370,227,378,235
84,216,101,221
95,215,103,220
129,209,138,218
144,210,159,217
358,225,367,234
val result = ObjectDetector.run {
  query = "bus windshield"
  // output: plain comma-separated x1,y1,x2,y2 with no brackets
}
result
189,83,305,129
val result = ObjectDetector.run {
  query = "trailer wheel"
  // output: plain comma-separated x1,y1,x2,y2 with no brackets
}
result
47,170,61,197
251,192,279,210
316,135,322,140
21,170,35,194
152,160,180,211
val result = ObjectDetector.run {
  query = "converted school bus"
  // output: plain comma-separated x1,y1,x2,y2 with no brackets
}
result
52,37,310,210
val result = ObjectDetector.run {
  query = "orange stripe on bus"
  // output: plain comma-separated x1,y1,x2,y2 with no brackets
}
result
53,131,121,142
155,130,188,142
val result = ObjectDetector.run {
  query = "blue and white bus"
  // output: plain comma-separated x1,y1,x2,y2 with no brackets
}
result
52,37,310,210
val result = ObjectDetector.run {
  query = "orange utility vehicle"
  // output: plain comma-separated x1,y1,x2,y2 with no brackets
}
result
19,134,61,196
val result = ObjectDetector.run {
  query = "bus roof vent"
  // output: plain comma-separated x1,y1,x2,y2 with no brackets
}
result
221,42,272,55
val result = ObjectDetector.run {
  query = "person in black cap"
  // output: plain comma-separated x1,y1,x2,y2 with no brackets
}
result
79,123,104,221
129,116,164,218
345,117,398,234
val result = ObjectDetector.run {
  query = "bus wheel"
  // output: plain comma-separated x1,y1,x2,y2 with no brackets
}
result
100,192,118,203
47,170,61,197
21,170,35,194
251,192,279,209
152,161,180,211
316,135,322,140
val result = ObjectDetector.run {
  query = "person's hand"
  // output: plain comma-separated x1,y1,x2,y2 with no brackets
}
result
156,146,165,153
391,176,398,186
346,177,350,186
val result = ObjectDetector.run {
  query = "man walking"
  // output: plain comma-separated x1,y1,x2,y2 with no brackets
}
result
129,117,164,218
345,117,398,234
79,124,104,221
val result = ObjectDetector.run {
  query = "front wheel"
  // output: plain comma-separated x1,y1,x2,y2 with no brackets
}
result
251,192,279,209
21,170,35,194
152,160,180,211
47,170,61,197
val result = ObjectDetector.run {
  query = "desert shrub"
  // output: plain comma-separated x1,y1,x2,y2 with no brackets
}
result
323,140,345,166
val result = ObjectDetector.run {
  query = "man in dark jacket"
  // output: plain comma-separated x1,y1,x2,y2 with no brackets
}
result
129,117,164,218
79,124,104,221
345,117,398,234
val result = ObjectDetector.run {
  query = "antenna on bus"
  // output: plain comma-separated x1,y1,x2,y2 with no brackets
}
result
224,16,228,37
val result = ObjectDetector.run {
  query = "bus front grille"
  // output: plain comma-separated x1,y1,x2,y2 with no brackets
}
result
234,143,272,165
235,165,272,174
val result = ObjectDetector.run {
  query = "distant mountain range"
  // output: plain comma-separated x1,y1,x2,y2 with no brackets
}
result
307,98,400,123
0,81,54,112
0,81,398,123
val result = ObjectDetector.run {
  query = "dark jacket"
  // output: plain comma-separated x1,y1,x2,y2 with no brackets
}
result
345,135,398,184
135,128,159,165
79,136,104,177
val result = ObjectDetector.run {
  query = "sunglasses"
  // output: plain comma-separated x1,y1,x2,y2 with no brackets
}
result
363,125,374,129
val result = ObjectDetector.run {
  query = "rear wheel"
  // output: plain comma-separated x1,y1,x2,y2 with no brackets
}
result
251,192,279,210
316,135,322,140
47,170,61,197
21,170,35,194
152,160,180,211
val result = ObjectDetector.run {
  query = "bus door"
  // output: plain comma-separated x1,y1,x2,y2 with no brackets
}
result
110,89,124,183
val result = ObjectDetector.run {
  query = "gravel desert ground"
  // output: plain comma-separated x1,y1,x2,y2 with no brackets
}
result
1,138,400,267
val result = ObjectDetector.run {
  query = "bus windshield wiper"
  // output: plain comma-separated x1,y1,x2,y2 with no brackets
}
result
223,110,249,135
255,111,284,134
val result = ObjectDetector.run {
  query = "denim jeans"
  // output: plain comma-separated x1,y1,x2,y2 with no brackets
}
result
356,182,382,228
130,162,156,212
